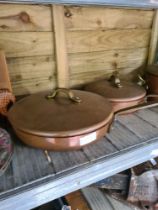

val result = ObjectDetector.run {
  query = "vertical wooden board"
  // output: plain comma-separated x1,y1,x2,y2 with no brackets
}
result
0,32,54,58
49,150,88,173
0,4,52,31
148,10,158,64
64,7,154,30
52,5,69,88
67,29,150,53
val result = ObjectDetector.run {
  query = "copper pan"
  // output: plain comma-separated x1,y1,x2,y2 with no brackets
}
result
7,88,158,151
84,72,148,112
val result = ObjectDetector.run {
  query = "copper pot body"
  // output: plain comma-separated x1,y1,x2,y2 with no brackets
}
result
13,124,110,151
110,97,145,112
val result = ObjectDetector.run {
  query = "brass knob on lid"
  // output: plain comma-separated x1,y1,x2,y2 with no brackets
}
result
109,71,123,88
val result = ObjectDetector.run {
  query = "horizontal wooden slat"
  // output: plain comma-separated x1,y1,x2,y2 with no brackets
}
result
0,32,54,58
0,4,52,31
12,78,56,96
67,29,150,53
65,7,154,30
70,67,143,87
69,48,147,74
7,56,56,95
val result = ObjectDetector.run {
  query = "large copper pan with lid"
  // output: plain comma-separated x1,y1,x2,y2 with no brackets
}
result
6,88,158,151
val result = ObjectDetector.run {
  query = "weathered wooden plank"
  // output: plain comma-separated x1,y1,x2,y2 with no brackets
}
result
70,67,142,87
69,48,147,86
67,29,150,53
0,32,54,58
118,114,158,139
83,137,117,161
0,164,14,192
49,150,89,173
69,48,147,73
65,7,154,31
0,4,52,32
135,109,158,128
149,106,158,113
12,78,56,95
106,122,143,150
0,139,55,192
7,55,56,95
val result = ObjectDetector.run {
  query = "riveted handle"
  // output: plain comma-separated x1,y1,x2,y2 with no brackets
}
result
46,88,81,103
114,101,158,117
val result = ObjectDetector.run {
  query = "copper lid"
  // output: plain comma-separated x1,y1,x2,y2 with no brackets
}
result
84,80,146,102
8,89,113,137
146,64,158,76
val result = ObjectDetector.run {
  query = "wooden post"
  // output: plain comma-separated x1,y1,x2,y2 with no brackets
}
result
148,10,158,64
52,5,69,88
0,51,12,92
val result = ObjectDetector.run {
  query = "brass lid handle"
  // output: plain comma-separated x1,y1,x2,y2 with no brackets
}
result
46,88,82,103
109,71,123,88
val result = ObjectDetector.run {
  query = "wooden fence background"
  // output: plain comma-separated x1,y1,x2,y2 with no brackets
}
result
0,4,155,95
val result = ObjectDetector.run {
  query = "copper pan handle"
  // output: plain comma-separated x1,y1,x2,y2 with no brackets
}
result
145,94,158,100
46,88,81,103
108,100,158,132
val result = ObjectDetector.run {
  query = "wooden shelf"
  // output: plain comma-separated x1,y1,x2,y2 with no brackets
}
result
0,106,158,210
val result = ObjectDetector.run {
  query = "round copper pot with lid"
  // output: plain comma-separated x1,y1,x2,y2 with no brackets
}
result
7,88,114,151
145,64,158,95
84,73,146,112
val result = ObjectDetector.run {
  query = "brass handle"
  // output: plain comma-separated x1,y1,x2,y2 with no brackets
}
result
137,74,148,89
109,72,122,88
46,88,81,103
